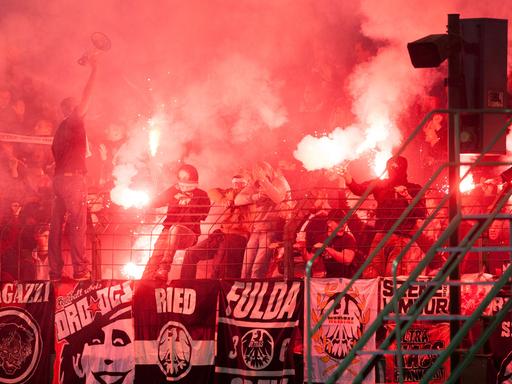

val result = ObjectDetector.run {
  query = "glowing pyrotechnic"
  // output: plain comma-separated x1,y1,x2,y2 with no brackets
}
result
111,186,150,209
293,125,366,171
459,165,475,193
294,117,399,177
371,149,392,178
122,262,144,280
148,118,160,157
110,163,151,209
122,223,163,280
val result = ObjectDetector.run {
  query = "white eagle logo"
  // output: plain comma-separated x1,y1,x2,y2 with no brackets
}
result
157,321,192,381
241,329,274,370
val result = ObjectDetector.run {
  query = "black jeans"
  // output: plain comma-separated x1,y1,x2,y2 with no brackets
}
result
181,230,248,279
48,174,88,279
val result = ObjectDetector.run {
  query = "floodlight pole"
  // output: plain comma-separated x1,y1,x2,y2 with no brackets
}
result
447,13,462,382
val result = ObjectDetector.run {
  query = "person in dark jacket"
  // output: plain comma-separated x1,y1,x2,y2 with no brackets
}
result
342,155,427,278
48,55,97,281
142,164,210,281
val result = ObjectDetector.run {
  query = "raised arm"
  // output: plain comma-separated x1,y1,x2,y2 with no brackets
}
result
208,188,235,206
258,175,289,205
76,56,98,118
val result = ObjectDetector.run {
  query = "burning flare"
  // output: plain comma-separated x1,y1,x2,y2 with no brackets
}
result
111,186,150,209
122,262,144,280
293,116,399,177
148,118,161,157
459,165,475,193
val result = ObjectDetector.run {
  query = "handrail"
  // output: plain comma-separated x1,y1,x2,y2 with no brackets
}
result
351,181,512,383
306,107,512,384
423,262,512,383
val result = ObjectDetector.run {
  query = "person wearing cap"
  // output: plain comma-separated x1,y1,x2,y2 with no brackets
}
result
341,155,427,278
142,164,211,281
180,174,250,279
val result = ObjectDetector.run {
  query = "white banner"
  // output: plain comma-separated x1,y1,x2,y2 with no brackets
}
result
0,131,53,145
307,277,379,384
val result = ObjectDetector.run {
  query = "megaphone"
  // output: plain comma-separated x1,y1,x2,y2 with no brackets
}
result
78,32,111,65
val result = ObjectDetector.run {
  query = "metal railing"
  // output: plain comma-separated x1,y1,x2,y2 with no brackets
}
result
304,107,512,383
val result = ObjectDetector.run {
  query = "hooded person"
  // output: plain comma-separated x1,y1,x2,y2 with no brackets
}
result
142,164,211,281
342,155,427,278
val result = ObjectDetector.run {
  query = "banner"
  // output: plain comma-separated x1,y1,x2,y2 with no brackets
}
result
0,281,54,384
133,279,218,383
53,280,134,384
460,273,494,316
384,322,450,383
0,132,53,145
307,278,378,384
380,277,449,315
488,285,512,383
216,280,303,384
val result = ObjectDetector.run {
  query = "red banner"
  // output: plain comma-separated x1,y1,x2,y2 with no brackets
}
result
384,322,450,383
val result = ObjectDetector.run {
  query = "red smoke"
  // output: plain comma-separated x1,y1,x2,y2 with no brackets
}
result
0,0,511,192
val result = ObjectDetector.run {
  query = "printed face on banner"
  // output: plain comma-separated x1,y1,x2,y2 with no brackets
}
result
55,281,134,384
73,317,134,384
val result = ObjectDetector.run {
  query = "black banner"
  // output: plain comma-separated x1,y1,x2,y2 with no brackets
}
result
0,281,54,384
133,279,219,383
216,280,303,384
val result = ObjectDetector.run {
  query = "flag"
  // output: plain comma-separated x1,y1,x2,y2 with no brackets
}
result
308,277,378,383
133,279,218,383
0,281,54,384
216,280,303,384
53,280,134,384
380,277,449,315
487,283,512,384
384,322,450,383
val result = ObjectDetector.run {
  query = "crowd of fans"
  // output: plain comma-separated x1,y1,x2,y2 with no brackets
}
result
0,71,59,280
1,72,511,282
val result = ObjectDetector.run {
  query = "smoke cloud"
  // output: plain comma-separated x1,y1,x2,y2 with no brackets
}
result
0,0,511,199
294,0,512,177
